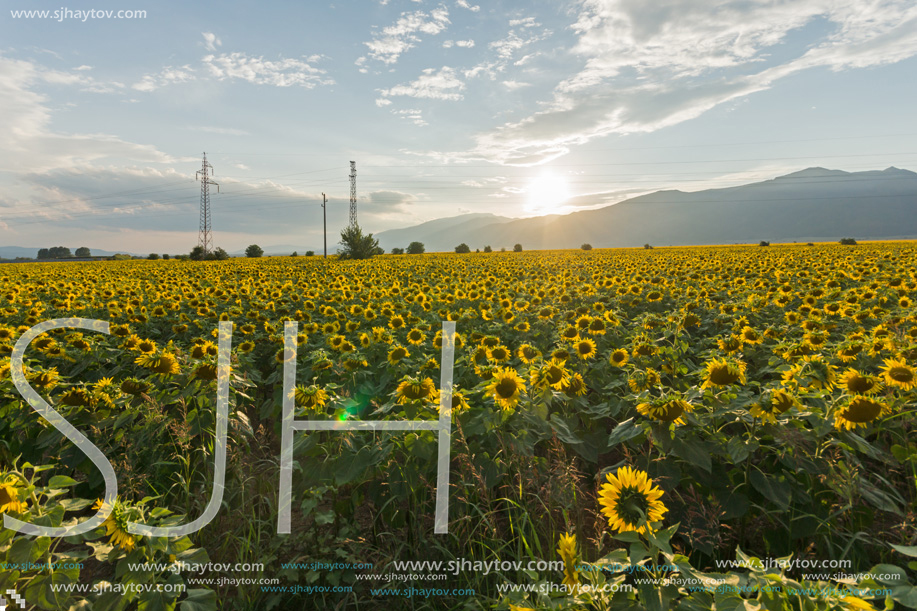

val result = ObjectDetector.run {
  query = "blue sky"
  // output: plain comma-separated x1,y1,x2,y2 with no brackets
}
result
1,0,916,253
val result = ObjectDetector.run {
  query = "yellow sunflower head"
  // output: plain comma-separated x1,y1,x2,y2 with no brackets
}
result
834,396,888,430
701,358,746,389
636,397,692,425
881,358,916,391
598,466,667,535
395,376,437,405
0,475,28,514
749,388,799,424
488,367,526,411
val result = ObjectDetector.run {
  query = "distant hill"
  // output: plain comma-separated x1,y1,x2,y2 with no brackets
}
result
378,167,917,251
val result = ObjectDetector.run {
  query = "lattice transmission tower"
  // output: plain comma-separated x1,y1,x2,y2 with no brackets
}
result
349,160,357,227
196,152,220,254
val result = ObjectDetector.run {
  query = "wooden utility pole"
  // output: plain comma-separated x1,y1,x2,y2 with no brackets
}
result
321,192,327,258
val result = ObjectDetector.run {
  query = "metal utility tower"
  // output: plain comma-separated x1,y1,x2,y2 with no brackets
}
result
349,160,357,227
321,192,328,258
196,152,219,254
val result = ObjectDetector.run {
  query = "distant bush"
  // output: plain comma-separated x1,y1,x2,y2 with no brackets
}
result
455,243,471,254
644,244,653,249
483,245,492,253
147,253,160,260
839,237,857,245
111,254,131,261
501,247,506,252
290,251,298,257
806,243,814,246
391,247,405,255
338,225,380,260
305,250,315,257
759,241,770,247
513,244,523,252
581,243,592,251
406,241,425,254
175,254,190,261
213,248,230,260
75,247,91,257
246,244,264,258
162,254,170,260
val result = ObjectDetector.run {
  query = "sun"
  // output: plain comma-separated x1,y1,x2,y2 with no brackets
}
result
526,172,570,213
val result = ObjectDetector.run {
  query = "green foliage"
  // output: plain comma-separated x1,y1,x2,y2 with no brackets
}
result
455,243,471,253
513,243,523,252
147,253,160,260
406,241,425,254
581,243,593,251
162,254,170,260
290,251,298,257
189,246,230,261
75,247,91,257
840,237,858,245
391,247,405,254
305,250,315,256
337,224,380,260
245,244,264,258
759,240,771,246
37,246,72,259
484,245,493,253
644,243,654,249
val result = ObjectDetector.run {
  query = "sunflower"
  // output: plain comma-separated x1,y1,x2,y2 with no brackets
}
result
717,336,744,355
636,397,692,425
135,352,180,375
557,532,580,589
834,396,887,430
598,466,667,535
839,369,882,395
881,358,916,390
59,388,91,407
609,349,629,367
434,387,471,413
530,359,569,391
487,345,512,363
388,315,406,330
0,475,27,514
136,339,158,354
517,344,541,364
749,388,798,424
293,384,329,411
28,367,60,390
387,345,410,365
574,338,597,360
406,328,426,346
628,368,660,392
488,367,526,411
93,498,138,551
342,355,368,371
740,326,763,345
395,376,436,404
561,372,587,397
192,363,218,381
237,340,255,353
701,358,746,389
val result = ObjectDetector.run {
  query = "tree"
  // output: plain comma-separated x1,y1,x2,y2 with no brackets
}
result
147,253,160,260
513,243,523,252
406,241,425,254
338,224,380,260
48,246,72,259
305,250,315,257
246,244,264,258
290,251,298,257
213,247,230,260
391,247,405,255
759,241,770,247
581,243,592,251
189,245,206,261
483,245,492,253
455,243,471,253
839,238,857,245
162,254,170,260
37,248,49,259
75,247,91,257
644,243,653,249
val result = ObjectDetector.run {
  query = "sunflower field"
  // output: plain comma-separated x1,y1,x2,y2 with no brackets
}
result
1,242,916,610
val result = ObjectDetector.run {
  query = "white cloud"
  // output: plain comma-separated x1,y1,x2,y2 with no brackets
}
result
0,56,174,176
509,17,539,28
436,0,917,165
364,7,451,64
456,0,480,12
393,108,427,126
503,80,531,90
442,40,454,48
202,32,222,52
132,65,195,92
455,39,475,47
377,66,465,101
203,53,333,88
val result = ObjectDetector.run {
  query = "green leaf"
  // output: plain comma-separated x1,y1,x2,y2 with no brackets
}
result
868,564,909,586
179,589,217,611
749,470,791,510
49,475,79,488
890,543,917,558
607,418,641,448
8,537,35,564
726,437,750,464
672,437,711,473
137,590,176,611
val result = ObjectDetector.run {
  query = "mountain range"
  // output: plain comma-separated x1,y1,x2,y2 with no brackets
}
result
376,167,917,251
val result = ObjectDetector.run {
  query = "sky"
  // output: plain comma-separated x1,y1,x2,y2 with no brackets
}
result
1,0,916,254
